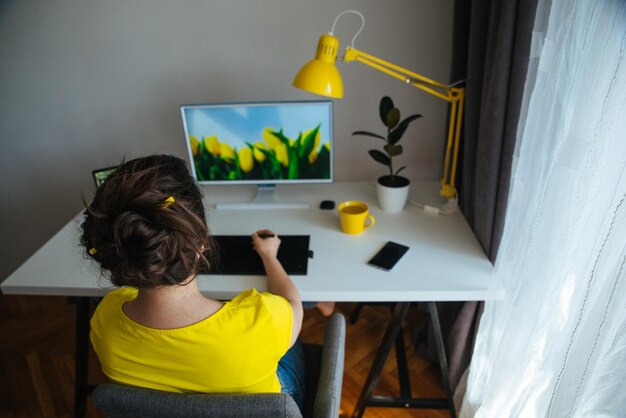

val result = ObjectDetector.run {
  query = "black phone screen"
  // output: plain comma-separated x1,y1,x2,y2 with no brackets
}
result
367,241,410,271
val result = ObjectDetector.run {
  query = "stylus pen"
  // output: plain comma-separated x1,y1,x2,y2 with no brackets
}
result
258,233,276,239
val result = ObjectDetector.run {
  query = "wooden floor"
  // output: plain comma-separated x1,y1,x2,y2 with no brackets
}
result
0,294,450,418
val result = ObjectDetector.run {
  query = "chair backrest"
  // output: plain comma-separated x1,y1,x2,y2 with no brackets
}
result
92,385,302,418
92,313,346,418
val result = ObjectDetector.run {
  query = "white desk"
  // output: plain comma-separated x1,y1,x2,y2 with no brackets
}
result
2,182,498,301
1,181,500,418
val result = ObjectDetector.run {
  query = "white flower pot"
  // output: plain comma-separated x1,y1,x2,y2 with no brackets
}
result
376,175,410,213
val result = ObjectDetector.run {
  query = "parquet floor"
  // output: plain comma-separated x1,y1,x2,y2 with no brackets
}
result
0,294,450,418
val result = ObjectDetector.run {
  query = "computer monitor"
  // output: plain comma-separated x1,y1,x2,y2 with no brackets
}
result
180,100,333,208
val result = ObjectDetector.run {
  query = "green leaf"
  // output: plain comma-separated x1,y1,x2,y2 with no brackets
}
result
352,131,386,141
195,162,205,181
260,162,270,179
288,148,299,179
259,148,281,168
385,108,400,129
379,96,394,125
300,125,319,159
316,147,331,179
210,165,221,180
271,129,291,146
369,149,391,167
201,153,214,179
233,151,242,179
384,144,403,157
389,114,422,144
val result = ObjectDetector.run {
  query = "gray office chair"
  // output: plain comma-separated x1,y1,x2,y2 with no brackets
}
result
92,313,346,418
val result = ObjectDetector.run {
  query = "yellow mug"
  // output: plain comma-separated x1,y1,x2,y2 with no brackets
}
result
338,201,375,234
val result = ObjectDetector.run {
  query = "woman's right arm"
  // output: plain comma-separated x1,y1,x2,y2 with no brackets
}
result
252,230,303,347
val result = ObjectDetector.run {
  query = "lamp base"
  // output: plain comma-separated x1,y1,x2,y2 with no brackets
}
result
440,183,456,199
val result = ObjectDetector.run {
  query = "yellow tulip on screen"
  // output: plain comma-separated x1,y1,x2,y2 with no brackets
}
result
238,148,254,173
275,143,289,167
302,128,321,163
263,127,281,150
253,142,267,162
204,136,220,156
189,135,200,157
220,143,235,160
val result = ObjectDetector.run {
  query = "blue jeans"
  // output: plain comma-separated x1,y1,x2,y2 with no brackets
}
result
277,339,306,411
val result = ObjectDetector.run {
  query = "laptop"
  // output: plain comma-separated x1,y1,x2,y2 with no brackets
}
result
92,166,119,188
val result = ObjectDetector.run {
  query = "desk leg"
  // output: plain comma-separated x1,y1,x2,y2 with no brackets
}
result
394,322,412,398
68,297,90,418
351,302,411,418
428,302,457,418
351,302,457,418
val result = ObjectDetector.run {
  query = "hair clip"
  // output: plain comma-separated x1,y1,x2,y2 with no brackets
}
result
162,196,175,208
89,247,97,255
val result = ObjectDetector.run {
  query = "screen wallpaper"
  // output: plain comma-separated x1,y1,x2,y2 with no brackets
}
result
182,102,332,183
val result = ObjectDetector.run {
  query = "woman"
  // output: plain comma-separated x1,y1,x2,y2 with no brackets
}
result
81,155,306,409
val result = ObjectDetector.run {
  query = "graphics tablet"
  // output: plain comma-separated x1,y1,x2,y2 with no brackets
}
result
203,235,310,275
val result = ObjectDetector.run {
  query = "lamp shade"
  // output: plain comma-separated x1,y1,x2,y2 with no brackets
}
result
293,34,344,98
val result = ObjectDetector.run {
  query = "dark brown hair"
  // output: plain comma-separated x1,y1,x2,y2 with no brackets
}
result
81,155,212,288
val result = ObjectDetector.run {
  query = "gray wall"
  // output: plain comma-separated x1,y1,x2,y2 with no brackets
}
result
0,0,453,282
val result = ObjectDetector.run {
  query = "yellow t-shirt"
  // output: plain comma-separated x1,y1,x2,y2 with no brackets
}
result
90,287,293,393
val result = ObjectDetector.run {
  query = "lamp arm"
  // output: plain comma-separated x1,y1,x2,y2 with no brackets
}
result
342,46,464,199
343,47,457,102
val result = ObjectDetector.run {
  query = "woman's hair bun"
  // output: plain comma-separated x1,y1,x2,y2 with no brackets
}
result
81,155,212,288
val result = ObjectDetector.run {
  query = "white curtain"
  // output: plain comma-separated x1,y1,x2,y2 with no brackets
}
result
460,0,626,417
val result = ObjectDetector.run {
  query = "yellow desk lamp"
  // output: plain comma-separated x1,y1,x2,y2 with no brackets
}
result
293,10,464,199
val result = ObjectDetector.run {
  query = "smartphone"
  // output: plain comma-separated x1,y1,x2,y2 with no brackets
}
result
367,241,410,271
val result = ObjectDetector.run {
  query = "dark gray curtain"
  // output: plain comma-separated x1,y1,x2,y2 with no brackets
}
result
459,0,539,262
421,0,538,391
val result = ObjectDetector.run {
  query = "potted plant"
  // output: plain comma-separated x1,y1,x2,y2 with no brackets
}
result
353,96,422,213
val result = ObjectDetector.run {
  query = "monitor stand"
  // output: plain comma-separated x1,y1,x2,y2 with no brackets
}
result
215,184,310,210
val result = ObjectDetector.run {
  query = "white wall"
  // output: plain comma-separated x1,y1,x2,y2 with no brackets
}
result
0,0,453,281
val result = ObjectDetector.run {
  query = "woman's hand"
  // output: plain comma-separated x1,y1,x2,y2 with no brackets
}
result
251,229,281,260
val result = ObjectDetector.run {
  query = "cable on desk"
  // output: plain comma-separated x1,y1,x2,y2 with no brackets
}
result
408,194,458,215
366,181,458,215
